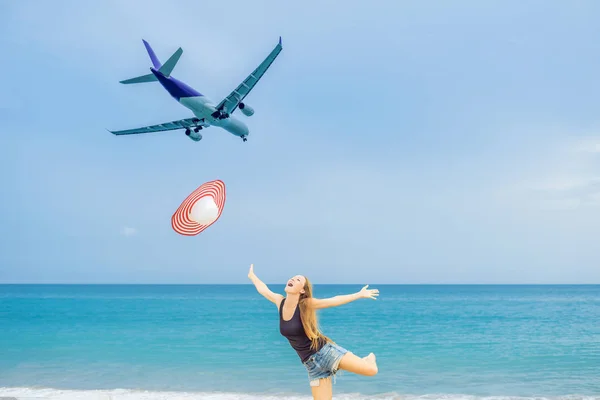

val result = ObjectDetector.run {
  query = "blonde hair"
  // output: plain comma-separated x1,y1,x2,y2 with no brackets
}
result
298,276,334,350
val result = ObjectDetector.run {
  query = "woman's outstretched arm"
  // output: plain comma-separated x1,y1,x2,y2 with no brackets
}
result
307,285,379,309
248,264,284,308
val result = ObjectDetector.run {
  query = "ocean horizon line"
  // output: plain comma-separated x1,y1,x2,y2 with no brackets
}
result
1,282,599,286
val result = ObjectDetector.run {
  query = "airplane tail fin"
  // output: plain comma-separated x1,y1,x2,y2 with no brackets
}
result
143,39,162,69
119,39,182,84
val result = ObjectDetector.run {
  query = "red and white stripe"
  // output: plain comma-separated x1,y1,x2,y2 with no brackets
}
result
171,179,226,236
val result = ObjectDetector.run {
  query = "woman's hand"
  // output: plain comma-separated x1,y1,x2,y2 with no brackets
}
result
359,285,379,300
248,264,255,279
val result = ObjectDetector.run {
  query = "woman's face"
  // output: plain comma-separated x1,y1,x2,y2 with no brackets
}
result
285,275,306,294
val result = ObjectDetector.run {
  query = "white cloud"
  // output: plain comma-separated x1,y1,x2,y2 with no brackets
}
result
532,176,600,192
538,197,582,211
533,138,600,205
121,226,137,237
497,133,600,211
573,136,600,153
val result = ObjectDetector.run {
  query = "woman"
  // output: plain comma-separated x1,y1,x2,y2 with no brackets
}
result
248,264,379,400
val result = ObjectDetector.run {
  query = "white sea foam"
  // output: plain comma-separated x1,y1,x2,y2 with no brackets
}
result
1,388,599,400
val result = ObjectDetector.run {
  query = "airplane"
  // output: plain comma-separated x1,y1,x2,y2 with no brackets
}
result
108,37,283,142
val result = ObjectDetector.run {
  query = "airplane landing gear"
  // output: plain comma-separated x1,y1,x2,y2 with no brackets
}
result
242,136,247,142
211,110,230,120
193,126,202,133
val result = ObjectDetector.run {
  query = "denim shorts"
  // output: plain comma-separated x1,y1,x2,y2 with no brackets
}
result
302,342,349,386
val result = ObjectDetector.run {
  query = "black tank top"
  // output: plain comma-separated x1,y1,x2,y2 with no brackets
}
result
279,298,325,363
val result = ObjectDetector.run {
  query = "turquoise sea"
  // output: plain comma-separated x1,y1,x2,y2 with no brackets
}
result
1,284,599,399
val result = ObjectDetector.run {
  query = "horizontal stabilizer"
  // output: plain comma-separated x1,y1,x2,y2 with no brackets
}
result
159,47,183,77
119,73,158,84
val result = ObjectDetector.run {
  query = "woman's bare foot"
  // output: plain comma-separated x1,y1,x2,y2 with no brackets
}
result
363,352,377,366
338,352,378,376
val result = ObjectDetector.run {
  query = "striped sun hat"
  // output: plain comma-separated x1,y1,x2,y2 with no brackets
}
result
171,179,226,236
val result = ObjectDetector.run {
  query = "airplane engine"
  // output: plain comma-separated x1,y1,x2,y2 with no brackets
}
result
239,102,254,117
185,130,202,141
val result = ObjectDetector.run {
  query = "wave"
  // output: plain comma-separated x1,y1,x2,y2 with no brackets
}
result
1,387,599,400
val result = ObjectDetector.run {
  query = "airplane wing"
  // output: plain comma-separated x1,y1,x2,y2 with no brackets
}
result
109,117,204,135
215,37,283,115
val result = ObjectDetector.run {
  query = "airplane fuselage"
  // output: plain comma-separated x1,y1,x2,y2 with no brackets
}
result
150,68,249,139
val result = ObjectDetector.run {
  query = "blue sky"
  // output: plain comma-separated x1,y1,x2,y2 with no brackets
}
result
1,0,600,284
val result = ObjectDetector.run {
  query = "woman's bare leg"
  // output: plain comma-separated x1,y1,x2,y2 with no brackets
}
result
310,377,333,400
337,352,378,376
